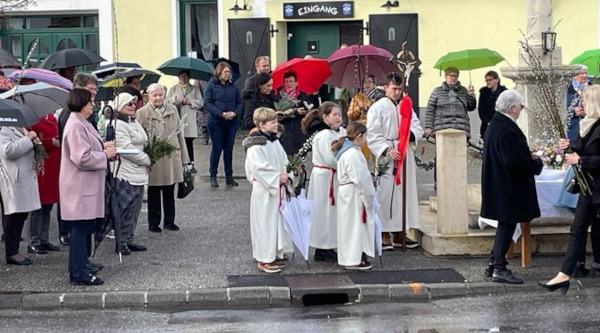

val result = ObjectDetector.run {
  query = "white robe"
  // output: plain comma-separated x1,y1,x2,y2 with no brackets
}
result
336,145,376,266
245,139,293,263
366,98,423,232
307,128,347,249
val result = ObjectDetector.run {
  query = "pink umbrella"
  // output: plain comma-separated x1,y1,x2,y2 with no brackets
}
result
325,44,397,89
7,68,73,90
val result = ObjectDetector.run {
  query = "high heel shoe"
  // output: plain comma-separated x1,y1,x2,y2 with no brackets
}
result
537,280,570,294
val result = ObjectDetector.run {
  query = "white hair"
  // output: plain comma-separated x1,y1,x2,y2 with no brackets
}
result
147,83,165,94
495,89,523,114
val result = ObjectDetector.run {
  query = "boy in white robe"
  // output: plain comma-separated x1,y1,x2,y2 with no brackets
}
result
367,73,424,249
302,102,346,262
334,122,376,270
243,108,293,273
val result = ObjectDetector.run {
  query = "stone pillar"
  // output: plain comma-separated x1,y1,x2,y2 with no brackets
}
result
435,129,468,235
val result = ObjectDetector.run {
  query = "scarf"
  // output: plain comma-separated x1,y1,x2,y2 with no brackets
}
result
282,87,300,100
257,130,279,142
572,79,587,95
333,138,354,160
580,117,599,138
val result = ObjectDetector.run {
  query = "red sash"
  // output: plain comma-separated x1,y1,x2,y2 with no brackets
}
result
314,164,336,205
395,95,413,186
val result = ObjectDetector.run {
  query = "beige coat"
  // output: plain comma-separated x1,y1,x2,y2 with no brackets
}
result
136,103,189,186
167,84,204,138
0,126,41,215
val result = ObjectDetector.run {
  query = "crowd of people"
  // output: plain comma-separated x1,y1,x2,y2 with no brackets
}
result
2,51,599,293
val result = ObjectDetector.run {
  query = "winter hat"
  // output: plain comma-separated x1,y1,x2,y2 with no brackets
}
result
113,92,137,112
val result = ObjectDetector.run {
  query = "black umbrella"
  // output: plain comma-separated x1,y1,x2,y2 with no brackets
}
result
40,48,106,70
94,163,140,261
0,99,39,127
206,58,241,82
92,62,142,79
0,48,22,69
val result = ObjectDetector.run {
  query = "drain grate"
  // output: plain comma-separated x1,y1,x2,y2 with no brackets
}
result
284,274,359,306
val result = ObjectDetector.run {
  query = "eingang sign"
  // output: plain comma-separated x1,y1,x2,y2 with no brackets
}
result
283,2,354,19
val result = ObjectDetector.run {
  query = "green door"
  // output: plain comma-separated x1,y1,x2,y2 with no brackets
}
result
287,22,340,60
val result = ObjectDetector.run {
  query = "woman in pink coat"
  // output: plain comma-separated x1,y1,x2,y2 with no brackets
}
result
60,89,116,286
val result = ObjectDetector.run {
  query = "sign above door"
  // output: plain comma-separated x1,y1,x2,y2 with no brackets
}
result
283,2,354,19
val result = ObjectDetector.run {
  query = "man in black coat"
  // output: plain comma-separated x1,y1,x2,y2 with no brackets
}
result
478,70,506,139
480,89,543,284
241,56,271,109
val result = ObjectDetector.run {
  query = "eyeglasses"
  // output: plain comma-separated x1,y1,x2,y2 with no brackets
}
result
447,74,459,78
126,101,136,107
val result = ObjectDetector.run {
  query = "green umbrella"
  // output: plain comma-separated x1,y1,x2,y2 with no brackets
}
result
434,48,505,83
570,49,600,76
157,57,213,81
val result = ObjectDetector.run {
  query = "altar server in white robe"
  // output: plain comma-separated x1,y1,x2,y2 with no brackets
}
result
244,107,293,274
367,73,423,249
300,102,346,262
333,122,376,270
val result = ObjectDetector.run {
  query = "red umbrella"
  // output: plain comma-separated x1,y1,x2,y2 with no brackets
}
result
325,44,397,89
272,57,332,95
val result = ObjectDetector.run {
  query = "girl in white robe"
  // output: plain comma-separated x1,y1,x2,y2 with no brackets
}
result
244,108,293,274
367,95,423,248
333,122,376,270
301,102,346,262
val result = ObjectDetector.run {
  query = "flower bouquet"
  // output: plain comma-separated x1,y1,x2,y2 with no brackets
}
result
33,142,46,175
275,95,300,120
143,114,186,165
373,154,391,189
286,131,316,173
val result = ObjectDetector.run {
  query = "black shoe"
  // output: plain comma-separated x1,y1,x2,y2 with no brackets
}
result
117,245,131,256
314,249,337,262
127,242,147,252
6,256,33,265
226,178,239,187
41,243,60,251
537,280,570,294
164,224,180,231
204,138,209,145
59,235,70,246
190,167,198,174
573,262,590,278
210,177,219,188
27,245,48,254
71,275,104,286
149,225,162,233
492,269,523,284
484,263,494,278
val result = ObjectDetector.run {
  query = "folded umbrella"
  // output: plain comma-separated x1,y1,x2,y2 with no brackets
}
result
272,58,332,95
0,82,69,118
325,44,396,89
40,48,106,70
157,57,213,81
280,189,314,267
0,99,39,127
373,198,383,266
7,68,73,90
206,58,241,82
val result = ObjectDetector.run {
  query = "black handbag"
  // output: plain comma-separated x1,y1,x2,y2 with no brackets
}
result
177,170,194,199
565,175,580,194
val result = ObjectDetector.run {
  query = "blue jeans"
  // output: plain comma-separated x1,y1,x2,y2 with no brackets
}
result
69,219,96,281
207,121,238,178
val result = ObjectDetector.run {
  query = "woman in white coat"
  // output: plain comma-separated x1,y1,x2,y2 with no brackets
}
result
104,92,151,255
333,122,376,270
167,70,204,173
300,102,346,262
0,125,41,265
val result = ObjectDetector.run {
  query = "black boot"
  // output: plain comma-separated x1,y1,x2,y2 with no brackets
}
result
202,126,209,145
226,177,239,187
210,177,219,188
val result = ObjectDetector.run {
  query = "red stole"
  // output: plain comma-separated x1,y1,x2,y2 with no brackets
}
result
394,95,413,186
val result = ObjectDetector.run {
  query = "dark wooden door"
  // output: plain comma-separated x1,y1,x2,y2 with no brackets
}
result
228,18,270,91
369,14,420,111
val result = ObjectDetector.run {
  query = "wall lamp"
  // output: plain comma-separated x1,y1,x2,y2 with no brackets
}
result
229,0,251,13
541,29,557,55
381,0,399,8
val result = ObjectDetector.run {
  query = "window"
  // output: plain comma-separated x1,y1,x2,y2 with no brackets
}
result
182,2,218,60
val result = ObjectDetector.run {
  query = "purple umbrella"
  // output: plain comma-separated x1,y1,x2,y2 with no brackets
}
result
325,44,397,89
7,68,73,90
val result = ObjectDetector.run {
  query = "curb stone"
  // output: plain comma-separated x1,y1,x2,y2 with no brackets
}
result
21,293,63,310
187,288,228,308
228,286,270,307
428,282,468,299
63,292,104,309
357,284,389,303
104,291,146,309
268,286,291,307
389,283,430,302
147,290,187,308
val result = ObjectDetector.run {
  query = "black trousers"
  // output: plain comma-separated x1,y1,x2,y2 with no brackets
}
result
147,184,176,228
489,222,517,270
2,212,28,257
185,137,195,164
561,196,600,275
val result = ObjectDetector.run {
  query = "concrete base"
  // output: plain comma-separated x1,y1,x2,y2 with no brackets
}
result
414,205,580,256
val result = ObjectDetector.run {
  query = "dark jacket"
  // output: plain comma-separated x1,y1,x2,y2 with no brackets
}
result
425,81,476,135
203,76,242,126
571,120,600,205
478,84,507,137
277,89,310,155
480,113,543,223
244,91,279,130
566,81,592,140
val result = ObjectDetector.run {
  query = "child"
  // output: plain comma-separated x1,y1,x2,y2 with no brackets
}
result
332,121,376,270
243,107,293,273
300,102,346,262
